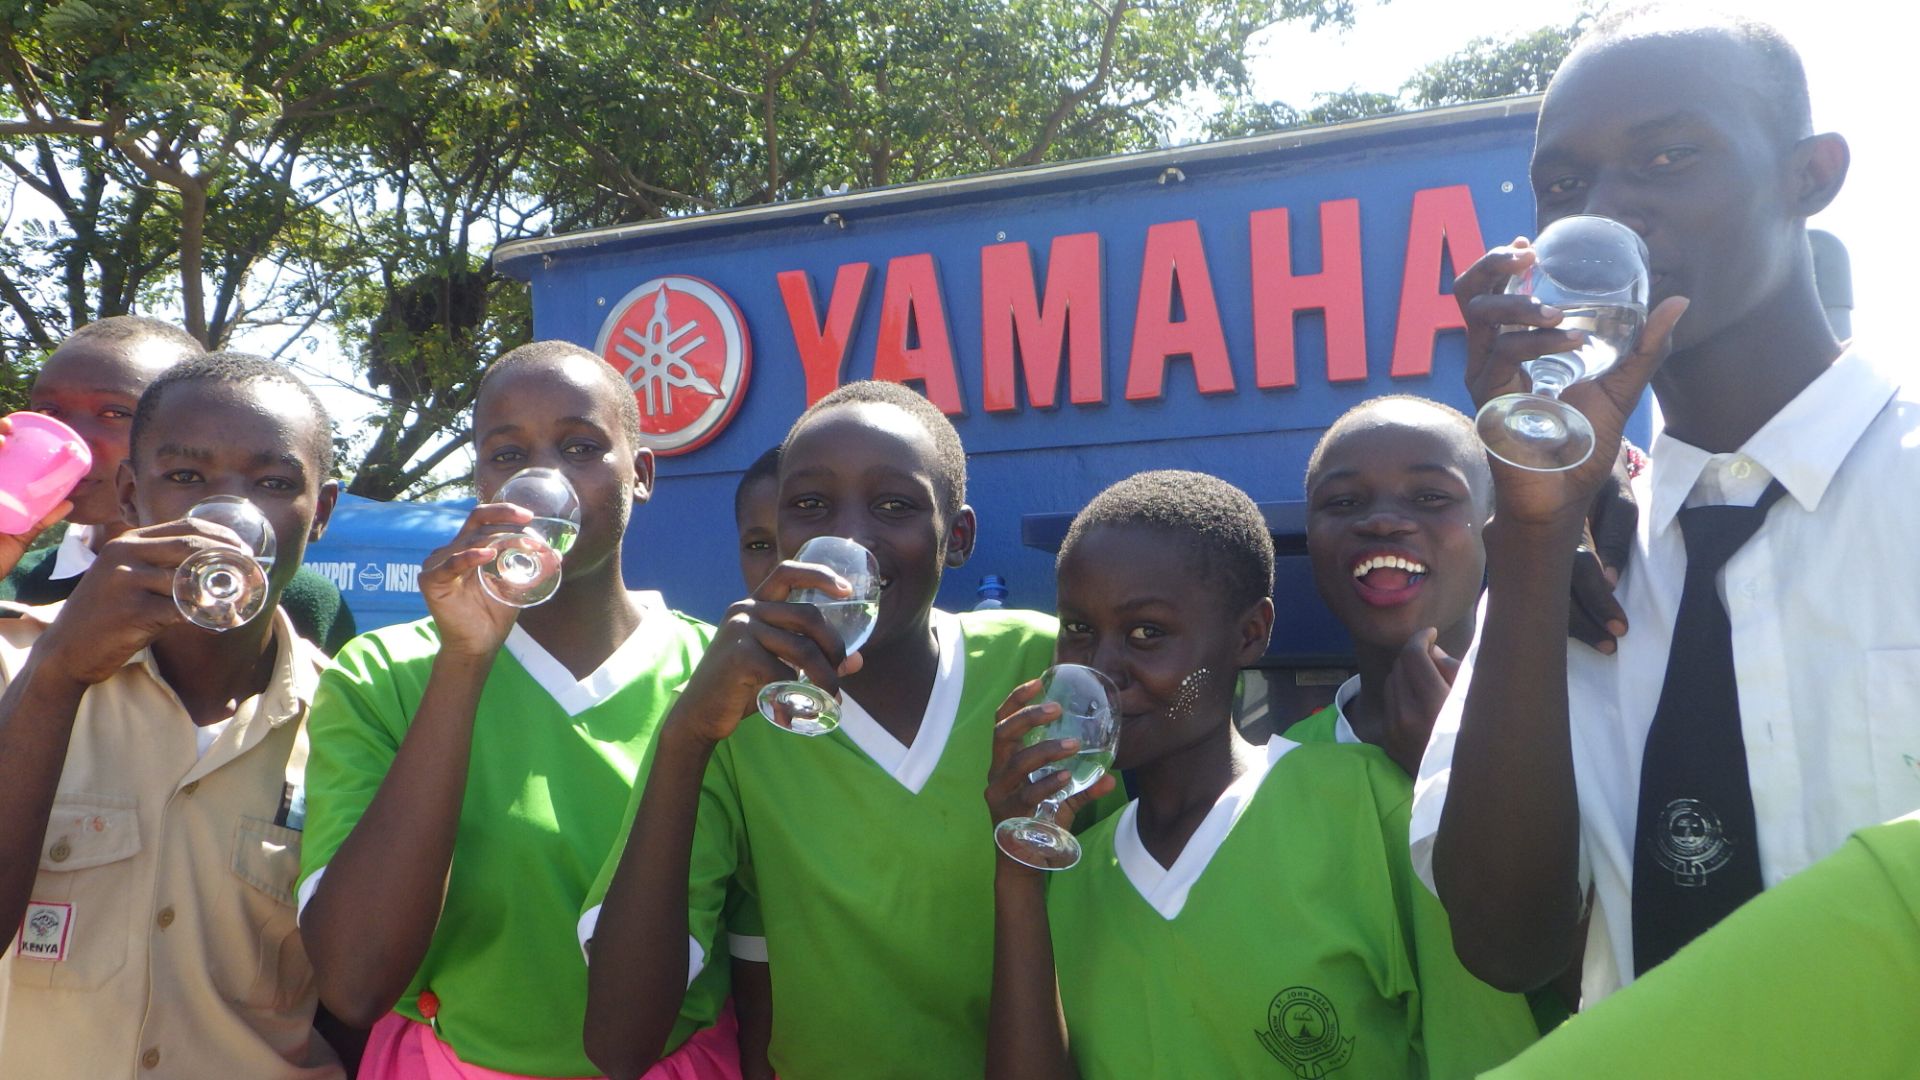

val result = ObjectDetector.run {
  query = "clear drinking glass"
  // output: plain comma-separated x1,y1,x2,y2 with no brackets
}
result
758,536,882,736
995,664,1122,871
478,468,581,608
173,496,278,630
1476,214,1651,472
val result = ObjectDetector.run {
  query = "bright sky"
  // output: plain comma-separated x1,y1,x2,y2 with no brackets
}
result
1246,0,1913,344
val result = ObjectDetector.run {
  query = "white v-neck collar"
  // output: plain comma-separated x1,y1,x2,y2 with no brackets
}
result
1116,736,1298,920
832,608,964,794
502,591,668,717
1330,675,1363,745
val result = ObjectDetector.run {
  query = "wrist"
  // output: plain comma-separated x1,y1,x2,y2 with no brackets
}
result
16,651,91,713
659,712,724,759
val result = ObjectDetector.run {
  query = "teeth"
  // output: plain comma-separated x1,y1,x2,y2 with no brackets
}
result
1351,555,1429,579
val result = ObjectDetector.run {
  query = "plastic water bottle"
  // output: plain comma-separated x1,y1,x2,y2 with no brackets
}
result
973,574,1008,610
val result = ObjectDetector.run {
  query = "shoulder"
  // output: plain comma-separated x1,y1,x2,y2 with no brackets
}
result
1,546,65,603
325,616,443,683
956,607,1058,653
1280,704,1339,745
1271,739,1413,825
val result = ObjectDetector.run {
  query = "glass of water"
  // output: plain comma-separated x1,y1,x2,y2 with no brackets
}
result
174,496,277,630
1476,214,1650,472
758,535,882,736
478,468,581,608
995,664,1121,871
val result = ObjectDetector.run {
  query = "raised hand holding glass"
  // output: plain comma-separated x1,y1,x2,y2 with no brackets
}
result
1477,214,1651,472
173,496,278,630
479,467,581,608
758,535,882,736
995,664,1121,871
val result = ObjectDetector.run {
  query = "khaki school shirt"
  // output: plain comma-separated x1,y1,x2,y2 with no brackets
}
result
0,602,343,1080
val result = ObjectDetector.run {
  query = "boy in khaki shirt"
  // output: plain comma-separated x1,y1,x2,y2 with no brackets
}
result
0,353,344,1079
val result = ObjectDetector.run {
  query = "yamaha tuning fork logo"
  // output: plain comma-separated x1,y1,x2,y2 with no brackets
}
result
595,275,752,456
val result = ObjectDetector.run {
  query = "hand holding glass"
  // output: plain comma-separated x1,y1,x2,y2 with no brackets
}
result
174,496,277,630
1477,214,1651,472
758,536,882,736
479,468,581,608
995,664,1121,871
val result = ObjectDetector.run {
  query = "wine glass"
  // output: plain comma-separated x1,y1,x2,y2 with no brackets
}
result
478,468,581,608
173,496,278,630
757,536,882,736
1476,214,1651,472
994,664,1121,871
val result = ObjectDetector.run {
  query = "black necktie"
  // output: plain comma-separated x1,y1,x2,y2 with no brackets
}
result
1631,479,1787,976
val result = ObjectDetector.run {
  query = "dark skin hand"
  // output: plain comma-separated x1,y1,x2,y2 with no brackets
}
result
982,678,1118,1080
1569,445,1638,654
0,520,264,935
1434,236,1689,992
582,559,857,1080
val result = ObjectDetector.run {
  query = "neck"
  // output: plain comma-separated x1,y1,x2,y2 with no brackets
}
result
1651,275,1842,453
841,607,939,742
1132,720,1263,866
1345,613,1473,747
86,519,133,554
515,557,646,679
150,610,279,727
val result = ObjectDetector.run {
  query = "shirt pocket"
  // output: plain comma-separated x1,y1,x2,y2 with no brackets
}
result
228,817,311,1012
11,793,141,992
1865,649,1920,811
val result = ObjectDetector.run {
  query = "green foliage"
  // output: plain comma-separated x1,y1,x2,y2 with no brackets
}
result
1207,11,1588,140
3,0,1361,497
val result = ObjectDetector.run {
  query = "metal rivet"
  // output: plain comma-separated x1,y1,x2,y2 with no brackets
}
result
1501,180,1515,193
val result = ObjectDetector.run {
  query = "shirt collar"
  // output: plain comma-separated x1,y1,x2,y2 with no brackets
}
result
12,601,323,720
1648,342,1895,536
48,524,98,580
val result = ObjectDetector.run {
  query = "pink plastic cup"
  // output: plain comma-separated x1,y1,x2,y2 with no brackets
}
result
0,412,92,535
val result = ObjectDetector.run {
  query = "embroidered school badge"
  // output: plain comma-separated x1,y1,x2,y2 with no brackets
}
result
1258,985,1355,1078
1653,797,1734,887
18,901,72,962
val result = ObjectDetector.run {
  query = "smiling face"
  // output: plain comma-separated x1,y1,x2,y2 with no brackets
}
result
1307,403,1487,653
33,337,191,526
121,378,336,597
1055,523,1271,773
471,353,651,585
776,401,973,653
1531,31,1808,354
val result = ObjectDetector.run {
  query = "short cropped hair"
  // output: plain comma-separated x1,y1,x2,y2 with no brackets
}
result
477,340,643,450
785,380,967,519
132,352,335,475
57,314,204,359
1577,5,1812,149
1061,470,1275,614
735,445,782,522
1305,395,1493,516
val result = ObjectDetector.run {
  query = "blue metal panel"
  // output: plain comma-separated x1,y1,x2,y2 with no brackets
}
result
500,103,1639,662
304,494,475,631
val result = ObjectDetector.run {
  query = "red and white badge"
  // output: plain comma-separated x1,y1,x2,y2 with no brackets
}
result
18,901,72,962
595,275,752,456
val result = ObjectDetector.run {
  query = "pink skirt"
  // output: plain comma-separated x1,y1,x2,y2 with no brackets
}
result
359,1002,744,1080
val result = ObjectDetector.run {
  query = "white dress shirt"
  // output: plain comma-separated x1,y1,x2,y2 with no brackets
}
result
1412,342,1920,1004
48,523,97,580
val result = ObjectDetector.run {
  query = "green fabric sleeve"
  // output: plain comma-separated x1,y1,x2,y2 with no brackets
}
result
1483,814,1920,1079
297,632,410,896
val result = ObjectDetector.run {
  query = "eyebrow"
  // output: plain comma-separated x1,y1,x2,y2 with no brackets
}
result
785,463,934,488
153,443,214,462
1315,463,1467,484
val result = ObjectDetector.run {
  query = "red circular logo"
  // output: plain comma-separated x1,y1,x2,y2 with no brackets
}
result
594,275,751,456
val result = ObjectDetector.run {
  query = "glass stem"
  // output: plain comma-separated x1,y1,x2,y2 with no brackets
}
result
1033,797,1064,825
1527,356,1579,400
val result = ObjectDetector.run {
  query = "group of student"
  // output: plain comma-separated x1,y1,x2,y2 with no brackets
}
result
2,6,1918,1080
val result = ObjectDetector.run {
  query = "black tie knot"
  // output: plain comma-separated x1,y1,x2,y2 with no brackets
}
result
1675,480,1787,574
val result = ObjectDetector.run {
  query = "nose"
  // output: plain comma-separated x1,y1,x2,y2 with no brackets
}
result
1088,636,1131,693
1354,508,1416,539
1572,170,1650,237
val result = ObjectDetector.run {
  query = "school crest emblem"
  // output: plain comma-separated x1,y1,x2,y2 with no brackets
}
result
1258,986,1355,1078
1653,797,1734,886
595,275,752,456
